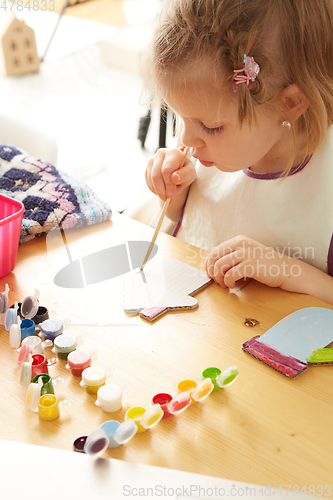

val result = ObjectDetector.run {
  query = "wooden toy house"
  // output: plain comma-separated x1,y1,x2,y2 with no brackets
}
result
0,13,40,76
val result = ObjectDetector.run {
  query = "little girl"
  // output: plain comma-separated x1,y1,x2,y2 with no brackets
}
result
144,0,333,305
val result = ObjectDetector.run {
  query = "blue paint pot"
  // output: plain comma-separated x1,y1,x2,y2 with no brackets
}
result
20,318,36,340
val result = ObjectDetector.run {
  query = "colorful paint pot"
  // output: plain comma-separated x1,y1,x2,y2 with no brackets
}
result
38,394,59,420
66,350,91,377
80,366,106,394
167,392,191,415
201,367,222,391
26,377,44,411
73,436,87,453
40,318,63,342
152,393,173,418
140,404,164,430
9,317,21,349
125,406,147,433
20,318,36,341
84,429,109,456
32,306,49,325
53,333,77,360
215,365,239,388
20,360,32,388
21,290,40,319
31,354,57,379
177,379,198,404
18,343,31,366
191,378,214,402
5,301,18,331
201,365,239,391
95,384,122,413
21,335,43,355
0,284,9,315
100,419,137,448
31,373,54,395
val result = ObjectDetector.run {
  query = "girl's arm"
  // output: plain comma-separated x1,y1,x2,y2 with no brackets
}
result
282,259,333,304
205,235,333,305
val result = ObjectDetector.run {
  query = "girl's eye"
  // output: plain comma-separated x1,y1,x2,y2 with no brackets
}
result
201,123,224,135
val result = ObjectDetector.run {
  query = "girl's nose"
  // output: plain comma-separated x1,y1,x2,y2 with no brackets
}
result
180,121,205,148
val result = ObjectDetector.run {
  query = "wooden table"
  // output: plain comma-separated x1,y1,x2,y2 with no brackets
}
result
1,213,333,495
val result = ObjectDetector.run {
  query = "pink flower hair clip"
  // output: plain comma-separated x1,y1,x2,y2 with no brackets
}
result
232,54,260,93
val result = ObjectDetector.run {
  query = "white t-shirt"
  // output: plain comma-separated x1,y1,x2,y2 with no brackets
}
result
174,127,333,275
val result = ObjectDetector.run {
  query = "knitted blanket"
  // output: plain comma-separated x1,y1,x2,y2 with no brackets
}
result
0,145,112,244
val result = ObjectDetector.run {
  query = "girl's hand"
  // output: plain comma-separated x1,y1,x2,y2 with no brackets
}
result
145,148,196,202
205,235,303,290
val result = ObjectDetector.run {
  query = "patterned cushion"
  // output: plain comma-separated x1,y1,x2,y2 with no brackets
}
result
0,145,112,244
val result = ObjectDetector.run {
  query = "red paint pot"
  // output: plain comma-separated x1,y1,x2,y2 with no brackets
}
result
31,354,57,379
152,393,173,418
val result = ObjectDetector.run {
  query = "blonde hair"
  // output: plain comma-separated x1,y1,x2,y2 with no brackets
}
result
143,0,333,162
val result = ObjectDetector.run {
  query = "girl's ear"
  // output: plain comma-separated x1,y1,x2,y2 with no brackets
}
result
279,84,309,121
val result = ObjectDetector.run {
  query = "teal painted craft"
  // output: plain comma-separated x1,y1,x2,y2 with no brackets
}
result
243,307,333,378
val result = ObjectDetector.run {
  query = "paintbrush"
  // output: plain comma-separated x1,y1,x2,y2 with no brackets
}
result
140,146,190,271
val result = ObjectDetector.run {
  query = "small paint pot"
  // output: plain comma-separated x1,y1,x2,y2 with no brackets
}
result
201,365,239,391
66,350,91,377
37,394,69,420
21,335,43,355
40,318,63,342
18,343,31,366
95,384,122,413
31,354,57,379
152,393,173,419
80,366,106,394
38,394,59,421
84,429,109,456
177,379,198,404
140,404,164,430
191,378,214,402
31,373,54,395
32,306,49,325
201,367,222,392
215,365,239,388
73,436,87,453
53,333,77,360
167,392,191,415
0,284,9,314
5,302,18,332
101,419,137,448
20,319,36,341
20,360,32,388
26,378,43,411
9,318,21,349
21,290,40,319
125,406,147,433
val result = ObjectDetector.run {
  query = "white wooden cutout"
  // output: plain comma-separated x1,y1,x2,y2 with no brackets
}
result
124,258,212,321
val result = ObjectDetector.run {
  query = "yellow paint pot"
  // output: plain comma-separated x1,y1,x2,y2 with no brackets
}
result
177,379,198,404
38,394,59,421
125,406,146,433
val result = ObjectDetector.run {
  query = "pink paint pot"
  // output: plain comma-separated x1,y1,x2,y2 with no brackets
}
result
66,350,91,377
152,393,173,418
31,354,57,379
167,391,191,415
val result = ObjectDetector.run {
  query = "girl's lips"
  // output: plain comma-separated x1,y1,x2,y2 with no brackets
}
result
198,159,215,167
191,152,215,167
